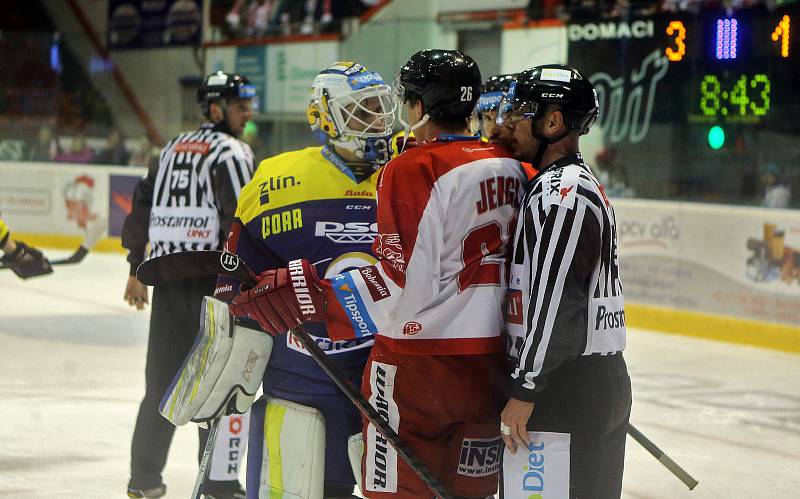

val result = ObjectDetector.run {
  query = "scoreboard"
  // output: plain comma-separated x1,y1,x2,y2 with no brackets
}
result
567,5,800,201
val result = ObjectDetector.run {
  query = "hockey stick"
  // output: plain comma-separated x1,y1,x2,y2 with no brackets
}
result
51,218,107,265
137,250,455,499
0,218,106,269
191,417,221,499
628,423,699,490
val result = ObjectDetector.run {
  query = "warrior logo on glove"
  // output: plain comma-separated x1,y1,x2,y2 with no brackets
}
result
230,259,326,336
289,259,318,316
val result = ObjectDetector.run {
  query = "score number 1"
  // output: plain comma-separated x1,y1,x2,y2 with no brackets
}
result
772,15,790,58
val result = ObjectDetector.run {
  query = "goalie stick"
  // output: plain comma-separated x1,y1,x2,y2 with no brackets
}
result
191,417,221,499
137,250,455,499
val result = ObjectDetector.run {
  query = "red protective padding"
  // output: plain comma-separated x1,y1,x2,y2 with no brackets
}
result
359,339,507,498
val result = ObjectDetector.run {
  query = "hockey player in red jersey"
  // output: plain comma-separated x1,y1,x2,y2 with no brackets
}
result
229,49,528,497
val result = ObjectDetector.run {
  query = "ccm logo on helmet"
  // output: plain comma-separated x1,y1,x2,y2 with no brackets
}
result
541,93,564,98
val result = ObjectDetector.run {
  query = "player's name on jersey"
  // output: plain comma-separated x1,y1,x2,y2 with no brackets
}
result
261,208,303,238
476,176,523,214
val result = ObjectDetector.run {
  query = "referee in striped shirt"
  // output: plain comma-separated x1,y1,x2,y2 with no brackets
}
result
121,72,255,499
497,66,632,498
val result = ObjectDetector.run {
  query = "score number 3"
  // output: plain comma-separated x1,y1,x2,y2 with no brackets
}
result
666,21,687,62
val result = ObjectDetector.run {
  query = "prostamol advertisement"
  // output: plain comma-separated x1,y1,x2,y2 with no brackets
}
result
615,198,800,327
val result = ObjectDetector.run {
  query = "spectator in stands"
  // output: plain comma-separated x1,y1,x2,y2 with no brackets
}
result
94,127,130,165
128,135,159,170
761,162,791,209
247,0,278,37
217,0,368,39
300,0,333,34
56,131,93,164
28,124,60,162
226,0,246,33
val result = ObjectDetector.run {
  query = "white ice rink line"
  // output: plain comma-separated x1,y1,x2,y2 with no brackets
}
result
1,252,799,498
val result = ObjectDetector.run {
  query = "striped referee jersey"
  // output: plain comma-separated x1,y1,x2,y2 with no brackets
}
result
506,152,625,400
148,122,254,258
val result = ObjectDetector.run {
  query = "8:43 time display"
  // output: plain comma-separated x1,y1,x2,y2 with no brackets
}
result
699,73,771,118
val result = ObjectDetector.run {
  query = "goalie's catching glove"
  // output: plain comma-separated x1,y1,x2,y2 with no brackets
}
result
1,241,53,279
230,259,325,335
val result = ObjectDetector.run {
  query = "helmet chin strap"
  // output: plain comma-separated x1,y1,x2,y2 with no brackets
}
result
399,114,430,153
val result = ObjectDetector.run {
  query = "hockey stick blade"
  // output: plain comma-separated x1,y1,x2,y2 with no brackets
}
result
136,250,454,499
1,219,106,270
1,246,86,270
628,423,699,490
0,246,87,270
136,250,256,286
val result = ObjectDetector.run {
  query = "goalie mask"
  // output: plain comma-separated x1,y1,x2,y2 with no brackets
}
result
307,62,396,165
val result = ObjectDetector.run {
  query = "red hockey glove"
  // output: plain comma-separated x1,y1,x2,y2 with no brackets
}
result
229,259,325,335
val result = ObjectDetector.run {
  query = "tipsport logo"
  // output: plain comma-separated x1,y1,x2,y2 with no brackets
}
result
331,273,377,338
349,71,384,90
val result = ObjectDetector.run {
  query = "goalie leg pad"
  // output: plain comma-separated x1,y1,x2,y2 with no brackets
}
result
347,433,364,493
160,296,272,426
247,397,325,499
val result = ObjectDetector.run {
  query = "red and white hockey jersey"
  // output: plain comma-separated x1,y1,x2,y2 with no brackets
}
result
323,137,527,355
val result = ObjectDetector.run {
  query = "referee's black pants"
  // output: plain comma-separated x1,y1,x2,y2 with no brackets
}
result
523,353,631,499
128,275,227,490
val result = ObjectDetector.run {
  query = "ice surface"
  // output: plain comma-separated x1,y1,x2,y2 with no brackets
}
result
1,251,798,498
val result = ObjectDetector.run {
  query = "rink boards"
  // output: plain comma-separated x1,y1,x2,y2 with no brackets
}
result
1,161,798,352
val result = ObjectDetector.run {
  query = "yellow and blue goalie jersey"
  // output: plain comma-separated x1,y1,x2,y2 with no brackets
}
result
223,145,377,382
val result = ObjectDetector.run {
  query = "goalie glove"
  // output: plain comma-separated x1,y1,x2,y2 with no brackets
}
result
1,241,53,279
230,259,325,335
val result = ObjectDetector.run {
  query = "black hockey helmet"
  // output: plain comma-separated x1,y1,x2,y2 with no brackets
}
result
498,64,598,135
396,49,481,120
197,71,256,117
476,73,517,117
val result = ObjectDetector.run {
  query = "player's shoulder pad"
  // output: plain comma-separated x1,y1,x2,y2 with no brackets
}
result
541,164,582,210
380,146,435,189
